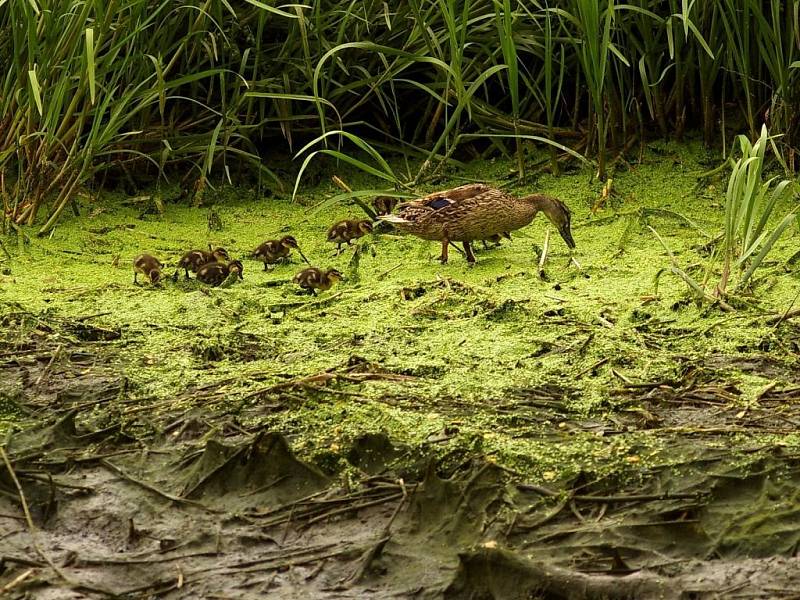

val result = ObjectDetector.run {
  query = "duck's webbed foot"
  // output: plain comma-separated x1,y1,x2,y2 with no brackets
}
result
463,241,476,264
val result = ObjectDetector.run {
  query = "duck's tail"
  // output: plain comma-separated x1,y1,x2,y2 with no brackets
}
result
378,214,410,225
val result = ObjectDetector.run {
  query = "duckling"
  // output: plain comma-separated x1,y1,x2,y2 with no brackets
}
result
293,267,343,295
196,260,244,286
133,254,163,285
482,232,512,249
327,220,373,254
178,247,229,278
253,236,309,270
372,196,398,216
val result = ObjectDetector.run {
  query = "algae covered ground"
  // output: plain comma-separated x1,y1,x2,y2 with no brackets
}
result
3,143,800,598
3,143,799,475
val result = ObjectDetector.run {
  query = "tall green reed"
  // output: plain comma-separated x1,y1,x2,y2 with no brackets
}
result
3,0,800,229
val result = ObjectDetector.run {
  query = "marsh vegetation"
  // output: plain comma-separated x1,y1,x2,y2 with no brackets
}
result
2,2,800,598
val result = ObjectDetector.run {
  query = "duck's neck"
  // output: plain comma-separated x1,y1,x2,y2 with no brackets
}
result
520,194,558,222
518,193,553,222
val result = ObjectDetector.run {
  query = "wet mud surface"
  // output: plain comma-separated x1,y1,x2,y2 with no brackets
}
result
3,315,800,599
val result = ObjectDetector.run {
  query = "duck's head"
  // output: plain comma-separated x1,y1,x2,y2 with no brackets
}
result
229,260,244,280
281,235,300,249
149,269,162,284
326,268,344,283
283,236,310,264
373,196,398,215
212,247,230,261
358,221,374,235
536,197,575,249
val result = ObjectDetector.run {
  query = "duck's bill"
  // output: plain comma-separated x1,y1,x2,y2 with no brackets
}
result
559,226,576,249
297,248,311,265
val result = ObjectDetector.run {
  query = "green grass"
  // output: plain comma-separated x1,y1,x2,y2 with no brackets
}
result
3,2,800,231
651,126,798,304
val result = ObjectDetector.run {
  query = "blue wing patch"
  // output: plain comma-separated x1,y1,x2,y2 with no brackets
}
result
428,196,452,210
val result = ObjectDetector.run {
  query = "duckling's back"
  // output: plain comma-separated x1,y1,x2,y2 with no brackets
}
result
134,253,161,272
196,261,228,286
179,249,211,271
294,267,322,288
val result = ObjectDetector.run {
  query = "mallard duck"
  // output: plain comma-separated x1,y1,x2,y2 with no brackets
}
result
196,260,243,286
372,196,398,216
133,254,163,285
293,267,343,295
178,247,229,278
327,220,373,254
380,184,575,263
253,236,309,270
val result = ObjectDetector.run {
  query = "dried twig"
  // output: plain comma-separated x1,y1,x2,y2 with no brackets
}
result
0,568,34,594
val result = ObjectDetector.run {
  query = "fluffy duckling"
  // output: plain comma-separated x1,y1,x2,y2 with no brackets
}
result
372,196,398,216
293,267,343,295
133,254,163,285
196,260,244,286
482,232,511,249
253,236,309,270
327,220,373,254
178,247,229,278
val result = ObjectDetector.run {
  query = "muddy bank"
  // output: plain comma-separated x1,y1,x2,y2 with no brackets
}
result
3,315,800,598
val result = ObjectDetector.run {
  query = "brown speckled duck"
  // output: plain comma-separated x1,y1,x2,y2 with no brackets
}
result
196,260,243,286
380,184,575,264
253,236,309,270
293,267,343,295
178,247,229,278
327,220,373,254
372,196,398,216
133,254,163,285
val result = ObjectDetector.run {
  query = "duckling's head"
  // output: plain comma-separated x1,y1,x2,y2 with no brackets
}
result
326,268,344,283
149,269,162,284
212,247,230,262
373,196,397,215
358,221,374,235
281,235,300,249
228,260,244,280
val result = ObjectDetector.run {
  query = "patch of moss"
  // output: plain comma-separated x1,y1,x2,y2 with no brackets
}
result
2,141,799,481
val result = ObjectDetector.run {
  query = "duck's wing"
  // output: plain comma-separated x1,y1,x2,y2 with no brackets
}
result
425,183,495,203
397,184,503,211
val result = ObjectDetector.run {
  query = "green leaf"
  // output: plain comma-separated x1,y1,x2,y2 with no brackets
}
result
85,28,96,105
28,69,43,117
241,0,307,19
